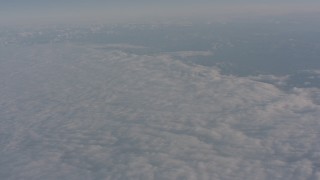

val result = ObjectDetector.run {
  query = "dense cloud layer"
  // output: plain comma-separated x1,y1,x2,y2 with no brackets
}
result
1,44,320,179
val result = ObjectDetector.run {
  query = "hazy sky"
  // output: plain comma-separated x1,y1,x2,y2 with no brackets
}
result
1,0,320,25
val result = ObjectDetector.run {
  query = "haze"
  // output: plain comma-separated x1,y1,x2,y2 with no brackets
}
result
1,1,320,25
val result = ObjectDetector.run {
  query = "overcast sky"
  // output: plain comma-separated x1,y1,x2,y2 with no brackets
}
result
1,1,320,25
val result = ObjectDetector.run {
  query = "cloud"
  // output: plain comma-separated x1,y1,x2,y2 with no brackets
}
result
0,44,319,179
164,51,214,58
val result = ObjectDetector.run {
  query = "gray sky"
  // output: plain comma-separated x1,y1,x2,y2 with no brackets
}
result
1,0,320,25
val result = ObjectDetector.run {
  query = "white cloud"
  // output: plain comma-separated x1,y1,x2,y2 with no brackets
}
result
164,51,214,58
0,44,319,180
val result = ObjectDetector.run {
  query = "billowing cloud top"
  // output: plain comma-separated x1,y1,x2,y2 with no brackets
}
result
1,43,319,179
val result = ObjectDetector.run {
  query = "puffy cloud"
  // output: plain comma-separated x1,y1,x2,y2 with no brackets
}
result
164,51,214,58
0,44,319,180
